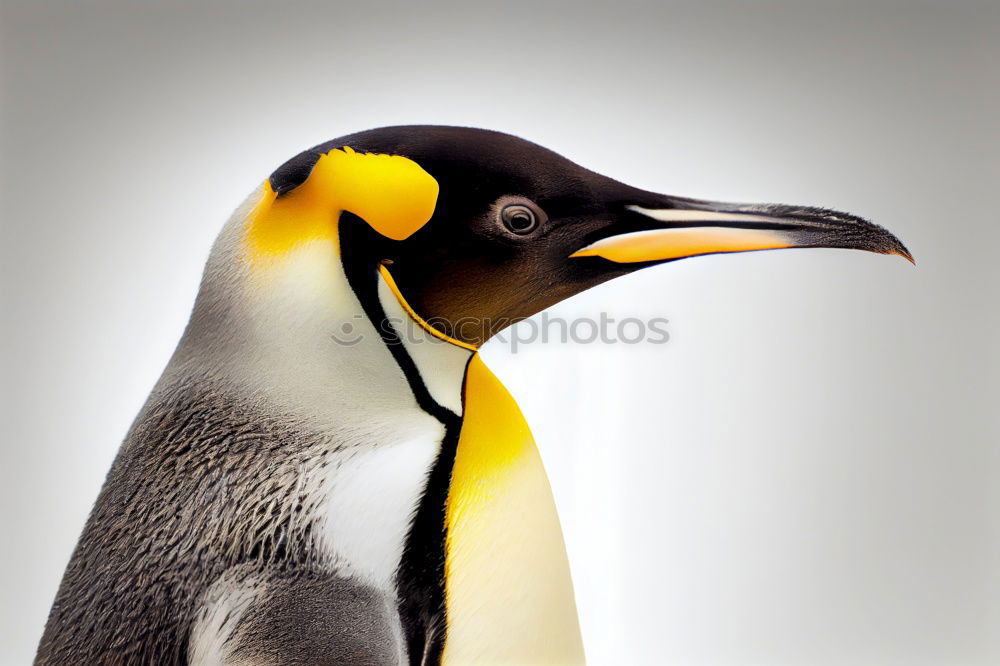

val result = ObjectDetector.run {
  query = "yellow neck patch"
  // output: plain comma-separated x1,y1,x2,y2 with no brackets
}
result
443,356,585,664
245,146,439,262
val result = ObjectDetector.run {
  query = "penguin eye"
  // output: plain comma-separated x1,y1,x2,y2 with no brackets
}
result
500,204,539,235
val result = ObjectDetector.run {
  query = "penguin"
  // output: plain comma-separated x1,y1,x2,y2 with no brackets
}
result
35,126,911,666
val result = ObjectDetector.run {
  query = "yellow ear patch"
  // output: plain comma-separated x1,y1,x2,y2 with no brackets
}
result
246,147,439,261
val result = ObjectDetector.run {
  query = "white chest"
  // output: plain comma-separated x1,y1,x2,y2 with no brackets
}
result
317,418,444,590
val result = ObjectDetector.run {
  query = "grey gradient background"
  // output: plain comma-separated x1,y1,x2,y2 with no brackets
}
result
2,1,998,664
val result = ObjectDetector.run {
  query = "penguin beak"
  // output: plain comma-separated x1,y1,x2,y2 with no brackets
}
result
571,196,914,265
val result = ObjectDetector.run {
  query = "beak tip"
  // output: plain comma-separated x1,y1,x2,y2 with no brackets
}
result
888,240,916,266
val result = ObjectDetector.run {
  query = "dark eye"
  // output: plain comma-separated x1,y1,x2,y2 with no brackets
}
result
500,204,539,235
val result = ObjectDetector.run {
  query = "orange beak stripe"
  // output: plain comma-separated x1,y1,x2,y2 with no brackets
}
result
570,227,791,263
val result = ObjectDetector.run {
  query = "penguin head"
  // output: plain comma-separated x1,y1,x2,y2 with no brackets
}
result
257,126,911,347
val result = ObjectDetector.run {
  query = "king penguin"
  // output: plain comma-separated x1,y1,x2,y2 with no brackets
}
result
36,126,911,666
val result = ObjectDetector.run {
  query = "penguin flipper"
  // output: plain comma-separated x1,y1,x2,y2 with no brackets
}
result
190,568,407,666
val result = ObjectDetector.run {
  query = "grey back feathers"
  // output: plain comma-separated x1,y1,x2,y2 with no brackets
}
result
37,369,330,664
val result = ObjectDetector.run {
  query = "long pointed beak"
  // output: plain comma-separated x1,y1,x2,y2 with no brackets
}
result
570,197,914,265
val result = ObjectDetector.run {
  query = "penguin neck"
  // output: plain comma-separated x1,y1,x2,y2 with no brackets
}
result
176,232,474,597
371,263,584,663
185,234,470,428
